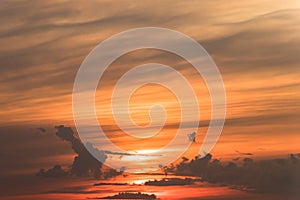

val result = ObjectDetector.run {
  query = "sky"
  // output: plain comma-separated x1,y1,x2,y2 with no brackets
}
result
1,0,300,176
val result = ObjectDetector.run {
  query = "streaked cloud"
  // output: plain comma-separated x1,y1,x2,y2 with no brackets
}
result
0,0,300,174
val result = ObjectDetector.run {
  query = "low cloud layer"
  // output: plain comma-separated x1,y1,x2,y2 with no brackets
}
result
170,153,300,195
37,125,107,178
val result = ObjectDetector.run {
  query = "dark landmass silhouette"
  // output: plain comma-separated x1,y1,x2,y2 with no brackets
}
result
145,177,200,186
94,182,128,186
97,192,157,199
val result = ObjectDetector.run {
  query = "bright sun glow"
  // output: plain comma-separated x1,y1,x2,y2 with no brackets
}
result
131,179,149,185
134,149,160,154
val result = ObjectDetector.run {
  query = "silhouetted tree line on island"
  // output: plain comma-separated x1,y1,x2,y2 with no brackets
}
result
98,192,156,199
145,177,199,186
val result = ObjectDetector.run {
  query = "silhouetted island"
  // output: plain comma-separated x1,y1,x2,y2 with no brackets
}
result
145,178,200,186
93,182,127,186
98,192,157,199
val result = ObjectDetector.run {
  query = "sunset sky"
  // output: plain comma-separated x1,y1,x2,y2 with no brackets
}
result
1,0,300,177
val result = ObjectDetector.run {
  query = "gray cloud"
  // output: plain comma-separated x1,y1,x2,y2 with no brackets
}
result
202,9,300,74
